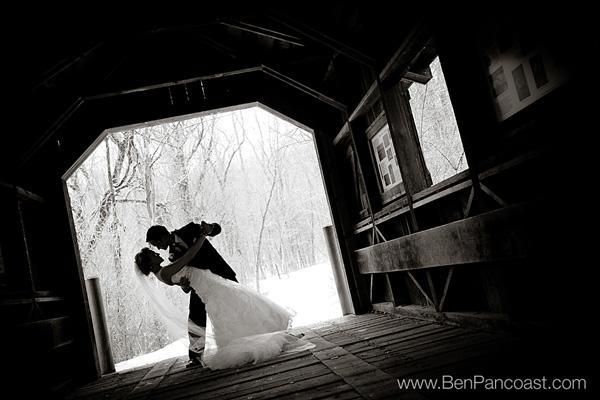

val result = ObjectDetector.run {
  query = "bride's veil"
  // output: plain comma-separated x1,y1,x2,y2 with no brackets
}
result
132,261,315,369
133,262,206,344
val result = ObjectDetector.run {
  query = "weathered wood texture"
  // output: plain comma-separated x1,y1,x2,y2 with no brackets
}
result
65,312,559,400
355,202,537,274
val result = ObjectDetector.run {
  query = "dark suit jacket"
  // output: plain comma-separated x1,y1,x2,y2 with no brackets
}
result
169,222,237,281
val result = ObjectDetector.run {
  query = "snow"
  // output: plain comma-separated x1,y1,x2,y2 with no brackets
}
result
259,262,343,327
115,338,188,372
115,263,342,372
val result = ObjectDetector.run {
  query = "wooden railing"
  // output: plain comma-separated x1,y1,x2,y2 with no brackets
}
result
355,201,542,312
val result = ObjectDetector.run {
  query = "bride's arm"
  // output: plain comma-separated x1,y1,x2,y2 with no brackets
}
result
158,235,205,284
158,223,212,283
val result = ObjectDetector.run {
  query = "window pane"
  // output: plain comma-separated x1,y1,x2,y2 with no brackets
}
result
377,143,386,161
409,57,468,185
383,133,390,147
388,164,396,184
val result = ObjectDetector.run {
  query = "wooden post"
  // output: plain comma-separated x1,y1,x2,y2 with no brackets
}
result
377,79,431,233
85,278,115,375
479,182,507,207
323,225,355,315
426,271,439,311
345,111,381,244
407,271,435,307
439,267,455,312
313,128,370,313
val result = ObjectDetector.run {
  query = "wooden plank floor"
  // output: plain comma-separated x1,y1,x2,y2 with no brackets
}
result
65,312,559,399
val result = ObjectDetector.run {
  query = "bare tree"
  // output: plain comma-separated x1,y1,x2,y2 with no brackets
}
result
66,107,333,362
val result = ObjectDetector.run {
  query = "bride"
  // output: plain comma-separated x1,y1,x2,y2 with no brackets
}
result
133,223,313,369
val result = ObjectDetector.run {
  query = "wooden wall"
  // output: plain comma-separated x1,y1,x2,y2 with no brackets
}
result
1,7,591,395
330,13,588,322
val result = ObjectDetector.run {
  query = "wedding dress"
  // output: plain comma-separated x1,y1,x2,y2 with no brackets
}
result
170,267,314,369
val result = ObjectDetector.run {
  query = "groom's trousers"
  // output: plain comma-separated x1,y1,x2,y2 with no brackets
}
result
188,291,207,359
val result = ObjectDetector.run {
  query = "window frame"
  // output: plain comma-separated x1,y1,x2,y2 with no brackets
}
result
366,111,405,205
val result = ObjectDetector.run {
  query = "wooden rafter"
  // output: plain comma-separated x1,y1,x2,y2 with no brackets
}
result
219,19,305,47
266,12,376,67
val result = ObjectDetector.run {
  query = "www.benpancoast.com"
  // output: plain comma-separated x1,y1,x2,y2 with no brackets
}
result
397,375,588,391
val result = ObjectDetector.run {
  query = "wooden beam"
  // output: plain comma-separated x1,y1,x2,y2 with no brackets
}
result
24,66,345,168
464,186,475,217
195,33,240,59
348,81,379,122
344,115,380,244
426,271,439,311
32,42,104,92
262,66,346,110
86,66,263,100
384,273,397,306
407,271,435,307
1,296,64,306
267,13,376,67
380,83,431,196
402,67,433,84
333,20,430,138
354,204,410,234
480,182,507,207
374,226,386,242
478,149,544,180
354,172,472,234
379,20,430,83
354,148,540,235
219,20,305,47
439,267,455,312
0,183,45,203
356,202,537,274
313,129,370,313
413,179,472,209
333,122,349,146
412,169,471,203
378,80,428,233
19,97,84,168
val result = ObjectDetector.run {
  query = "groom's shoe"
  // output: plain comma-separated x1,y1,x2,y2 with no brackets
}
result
186,352,203,368
186,358,201,368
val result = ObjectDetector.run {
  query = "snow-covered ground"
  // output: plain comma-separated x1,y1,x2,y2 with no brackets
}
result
259,263,343,327
115,338,188,372
115,263,342,372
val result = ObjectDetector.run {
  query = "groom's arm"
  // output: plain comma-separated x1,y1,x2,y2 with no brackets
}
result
159,222,214,284
183,221,221,238
179,222,201,241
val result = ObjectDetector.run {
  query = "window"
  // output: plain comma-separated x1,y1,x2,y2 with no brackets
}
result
408,56,468,185
370,124,403,192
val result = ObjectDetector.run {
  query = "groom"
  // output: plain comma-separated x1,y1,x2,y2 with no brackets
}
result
146,221,238,367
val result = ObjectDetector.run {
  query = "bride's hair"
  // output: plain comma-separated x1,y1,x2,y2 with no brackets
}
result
134,247,157,275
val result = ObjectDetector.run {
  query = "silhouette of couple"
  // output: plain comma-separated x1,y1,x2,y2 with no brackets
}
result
134,221,312,370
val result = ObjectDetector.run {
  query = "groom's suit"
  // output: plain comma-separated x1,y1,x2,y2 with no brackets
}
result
169,222,238,359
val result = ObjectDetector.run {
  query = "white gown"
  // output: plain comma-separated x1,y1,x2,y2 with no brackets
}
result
171,267,314,369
